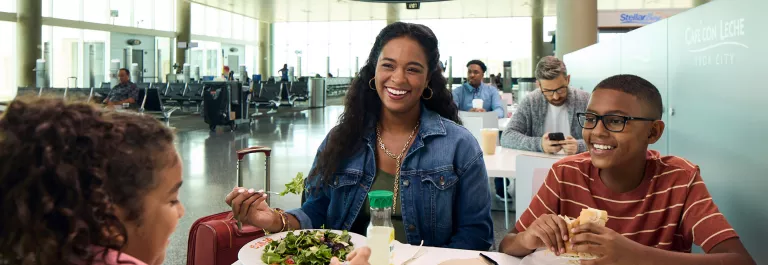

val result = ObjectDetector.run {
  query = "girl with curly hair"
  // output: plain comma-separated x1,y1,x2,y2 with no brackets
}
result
0,97,184,265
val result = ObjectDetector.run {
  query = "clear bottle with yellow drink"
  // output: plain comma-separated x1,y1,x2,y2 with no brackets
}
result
366,190,395,265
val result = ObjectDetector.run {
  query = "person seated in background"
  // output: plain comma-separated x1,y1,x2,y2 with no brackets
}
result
499,75,756,265
104,68,138,107
226,22,494,251
0,98,183,265
221,65,232,80
501,56,589,155
452,60,504,118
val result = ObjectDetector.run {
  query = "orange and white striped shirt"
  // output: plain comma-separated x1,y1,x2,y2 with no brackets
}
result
516,150,738,252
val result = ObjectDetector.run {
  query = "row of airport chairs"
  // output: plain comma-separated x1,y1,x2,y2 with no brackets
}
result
15,82,196,124
326,77,353,97
249,79,311,108
250,77,353,107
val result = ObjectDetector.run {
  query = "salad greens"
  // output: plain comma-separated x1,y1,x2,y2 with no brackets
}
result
261,230,354,265
279,172,305,196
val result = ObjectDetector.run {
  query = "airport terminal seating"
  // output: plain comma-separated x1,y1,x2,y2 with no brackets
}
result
137,87,181,123
250,81,280,108
326,77,352,97
289,81,309,102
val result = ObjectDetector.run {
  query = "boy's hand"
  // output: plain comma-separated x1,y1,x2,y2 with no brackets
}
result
570,223,647,265
519,214,570,255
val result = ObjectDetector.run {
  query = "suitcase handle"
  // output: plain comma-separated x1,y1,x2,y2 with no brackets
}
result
237,146,272,160
224,212,263,236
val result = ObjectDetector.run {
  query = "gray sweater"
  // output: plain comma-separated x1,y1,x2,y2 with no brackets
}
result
500,88,590,153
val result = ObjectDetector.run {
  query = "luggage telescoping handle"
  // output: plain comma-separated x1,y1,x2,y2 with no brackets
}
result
236,146,272,204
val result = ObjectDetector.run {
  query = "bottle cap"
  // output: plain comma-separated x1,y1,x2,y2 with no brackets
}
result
368,190,393,209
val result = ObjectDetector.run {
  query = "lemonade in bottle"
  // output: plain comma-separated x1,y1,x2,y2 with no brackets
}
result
366,190,395,265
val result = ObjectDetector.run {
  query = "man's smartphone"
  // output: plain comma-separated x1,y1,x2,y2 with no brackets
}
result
548,132,565,141
548,132,565,146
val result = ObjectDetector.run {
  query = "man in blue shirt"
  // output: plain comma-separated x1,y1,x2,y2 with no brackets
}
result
452,60,504,118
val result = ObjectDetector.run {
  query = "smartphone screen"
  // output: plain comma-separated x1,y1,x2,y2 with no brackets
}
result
548,132,565,141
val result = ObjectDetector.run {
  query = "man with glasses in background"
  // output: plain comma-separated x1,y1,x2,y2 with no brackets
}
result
501,56,589,155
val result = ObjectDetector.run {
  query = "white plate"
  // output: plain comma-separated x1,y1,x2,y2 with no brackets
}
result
520,248,597,265
238,230,367,265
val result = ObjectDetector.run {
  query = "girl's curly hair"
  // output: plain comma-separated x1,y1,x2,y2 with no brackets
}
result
0,97,176,265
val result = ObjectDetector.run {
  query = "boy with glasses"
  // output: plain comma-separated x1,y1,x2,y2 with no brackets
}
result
499,75,755,265
501,56,590,155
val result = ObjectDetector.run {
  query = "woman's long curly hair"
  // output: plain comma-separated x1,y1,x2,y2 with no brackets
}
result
0,97,175,265
310,22,460,184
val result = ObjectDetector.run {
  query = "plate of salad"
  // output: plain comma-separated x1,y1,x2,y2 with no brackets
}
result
238,229,367,265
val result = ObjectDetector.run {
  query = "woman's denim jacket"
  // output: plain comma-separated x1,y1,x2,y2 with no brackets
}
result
288,105,494,250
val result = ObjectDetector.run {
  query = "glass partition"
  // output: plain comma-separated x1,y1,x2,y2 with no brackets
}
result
402,17,533,78
154,0,175,31
52,0,80,21
564,0,768,262
0,21,16,101
109,0,131,26
0,0,15,13
83,0,109,24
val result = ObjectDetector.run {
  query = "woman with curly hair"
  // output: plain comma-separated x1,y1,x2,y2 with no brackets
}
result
226,22,494,251
0,97,184,265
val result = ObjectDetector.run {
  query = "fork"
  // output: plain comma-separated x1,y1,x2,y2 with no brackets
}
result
402,240,426,265
231,189,279,229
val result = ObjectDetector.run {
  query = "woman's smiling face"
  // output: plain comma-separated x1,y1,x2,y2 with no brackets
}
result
374,36,429,115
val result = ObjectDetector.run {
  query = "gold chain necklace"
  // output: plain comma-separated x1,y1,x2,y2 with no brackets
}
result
376,121,420,214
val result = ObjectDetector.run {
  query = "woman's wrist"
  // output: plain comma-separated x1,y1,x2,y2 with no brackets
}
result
267,209,284,233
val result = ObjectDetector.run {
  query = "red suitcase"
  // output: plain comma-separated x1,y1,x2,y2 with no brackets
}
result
186,146,272,265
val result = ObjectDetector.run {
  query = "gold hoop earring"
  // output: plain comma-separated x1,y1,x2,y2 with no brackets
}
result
369,77,376,91
422,86,434,100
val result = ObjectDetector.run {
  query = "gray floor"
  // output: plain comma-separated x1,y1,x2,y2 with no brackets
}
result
164,105,514,264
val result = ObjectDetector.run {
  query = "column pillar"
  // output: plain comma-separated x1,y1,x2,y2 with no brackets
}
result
531,0,544,76
386,3,399,25
175,0,191,73
555,0,597,58
258,21,272,78
17,0,42,87
693,0,710,7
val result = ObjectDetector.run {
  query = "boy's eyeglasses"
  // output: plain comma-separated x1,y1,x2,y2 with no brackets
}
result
577,112,656,132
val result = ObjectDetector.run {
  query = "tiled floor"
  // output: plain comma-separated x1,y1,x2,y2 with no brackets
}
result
164,106,515,264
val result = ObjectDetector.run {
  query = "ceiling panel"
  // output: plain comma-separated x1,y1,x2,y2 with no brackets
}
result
188,0,694,23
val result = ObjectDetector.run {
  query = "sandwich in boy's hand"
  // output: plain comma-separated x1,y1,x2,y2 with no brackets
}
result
560,207,609,259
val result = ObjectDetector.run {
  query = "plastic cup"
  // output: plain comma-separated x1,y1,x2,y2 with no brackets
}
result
481,128,499,155
472,99,484,109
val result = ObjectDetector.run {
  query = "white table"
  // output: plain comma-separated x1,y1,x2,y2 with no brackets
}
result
232,243,522,265
484,147,563,229
498,118,510,130
484,147,556,178
392,244,520,265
